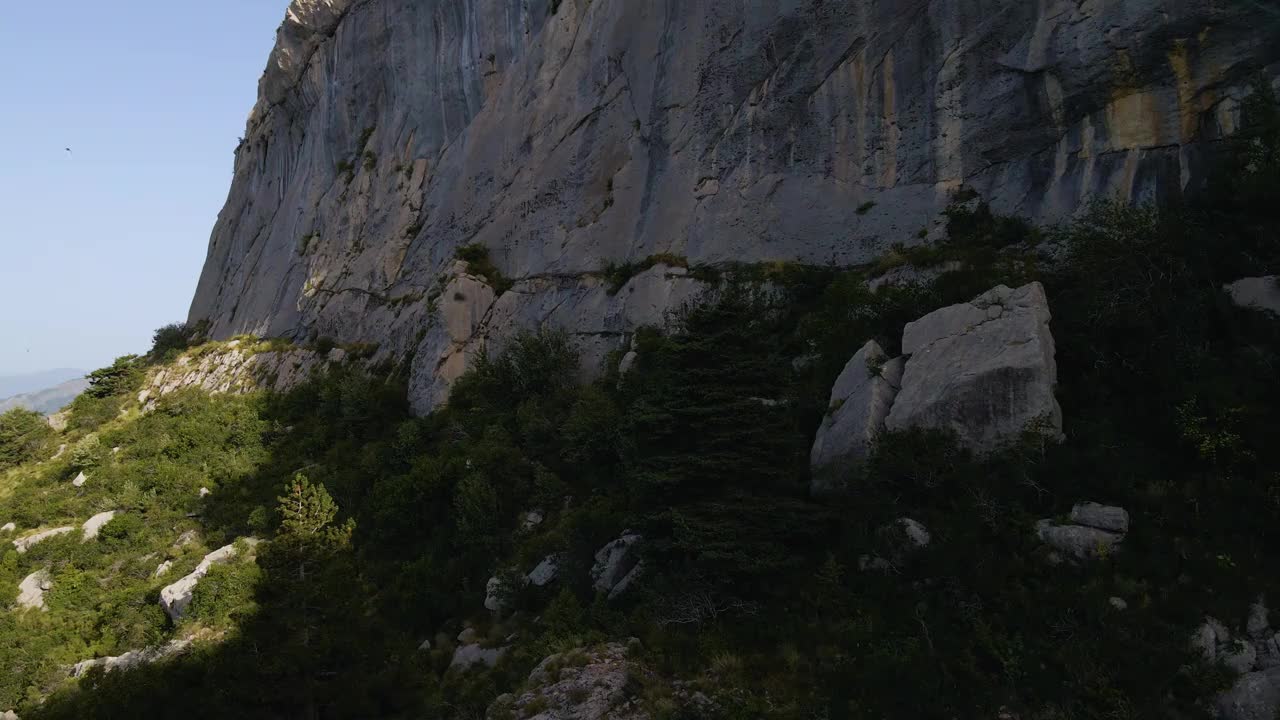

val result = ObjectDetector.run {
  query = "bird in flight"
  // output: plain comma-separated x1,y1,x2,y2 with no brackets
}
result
65,147,72,154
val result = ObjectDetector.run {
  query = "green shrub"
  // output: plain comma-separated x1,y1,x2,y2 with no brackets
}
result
455,243,514,294
0,408,54,470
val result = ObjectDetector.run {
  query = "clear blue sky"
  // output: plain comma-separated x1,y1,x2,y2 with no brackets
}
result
0,0,292,377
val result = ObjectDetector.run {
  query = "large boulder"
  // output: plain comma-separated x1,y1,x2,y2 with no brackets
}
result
591,533,644,599
1225,277,1280,316
81,511,118,541
886,282,1063,451
1216,668,1280,720
13,527,74,553
809,340,904,493
16,570,52,611
1200,600,1280,719
450,643,508,671
159,541,256,622
526,555,560,588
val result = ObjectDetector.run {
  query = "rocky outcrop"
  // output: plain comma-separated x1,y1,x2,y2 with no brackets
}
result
527,555,560,588
1035,502,1129,562
591,533,643,600
81,511,117,541
187,0,1280,414
1226,277,1280,316
159,541,257,622
491,642,651,720
450,642,508,671
0,523,14,533
16,570,52,611
137,342,346,411
13,527,74,554
69,639,193,679
887,283,1062,449
1199,599,1280,720
810,340,903,493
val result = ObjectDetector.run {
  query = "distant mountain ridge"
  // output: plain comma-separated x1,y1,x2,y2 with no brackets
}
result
0,377,90,415
0,368,86,399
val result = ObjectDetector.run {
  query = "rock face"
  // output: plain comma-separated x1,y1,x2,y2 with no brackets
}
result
591,533,643,599
450,643,507,671
186,0,1280,414
810,340,904,493
493,642,651,720
137,343,345,411
1035,502,1129,562
887,283,1062,450
13,527,74,554
69,639,192,678
16,570,52,610
1226,277,1280,316
159,541,255,622
81,511,117,541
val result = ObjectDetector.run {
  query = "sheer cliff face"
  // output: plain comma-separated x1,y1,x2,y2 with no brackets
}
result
190,0,1280,413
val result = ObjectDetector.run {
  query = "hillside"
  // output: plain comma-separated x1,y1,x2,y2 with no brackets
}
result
1,1,1279,719
0,379,91,416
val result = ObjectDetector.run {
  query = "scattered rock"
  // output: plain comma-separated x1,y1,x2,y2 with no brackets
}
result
160,541,256,621
154,560,173,578
1248,599,1271,640
172,530,200,548
111,446,121,454
592,533,644,599
496,642,652,720
457,627,478,644
1225,276,1280,316
81,511,118,541
810,340,904,493
16,570,53,610
526,555,560,587
70,639,192,678
47,412,69,432
485,575,512,614
450,643,507,671
886,282,1063,452
51,444,66,460
1,709,19,720
13,527,75,553
72,472,87,488
1110,597,1128,611
0,523,14,533
418,639,432,652
199,487,211,498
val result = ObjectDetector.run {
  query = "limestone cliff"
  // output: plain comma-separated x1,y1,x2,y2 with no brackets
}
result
188,0,1280,413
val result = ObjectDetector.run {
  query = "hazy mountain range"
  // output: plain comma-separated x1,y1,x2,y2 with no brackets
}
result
0,369,88,415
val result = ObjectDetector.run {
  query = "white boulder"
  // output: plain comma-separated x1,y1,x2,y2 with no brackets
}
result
13,527,74,553
450,643,508,670
16,570,52,610
1069,502,1129,534
1036,502,1128,562
154,560,174,578
159,541,254,621
809,340,904,493
70,639,192,678
72,472,87,488
886,282,1063,451
526,555,560,587
81,511,118,541
0,523,14,533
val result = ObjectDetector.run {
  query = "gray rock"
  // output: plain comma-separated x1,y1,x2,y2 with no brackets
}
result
69,639,192,678
1248,599,1271,641
1225,640,1260,675
1109,597,1128,611
81,511,118,541
1215,667,1280,720
1069,503,1129,534
520,510,544,531
1226,277,1280,316
154,560,174,578
199,487,212,498
810,340,903,493
449,643,507,671
159,541,256,621
897,518,931,549
13,527,74,553
1258,636,1280,671
16,570,52,611
868,261,963,293
417,638,432,652
188,0,1280,414
888,283,1063,451
456,627,478,644
618,350,639,376
0,523,14,533
591,533,644,599
501,643,651,720
1035,520,1122,562
1,710,18,720
484,574,518,614
526,555,560,588
71,472,87,488
138,345,340,412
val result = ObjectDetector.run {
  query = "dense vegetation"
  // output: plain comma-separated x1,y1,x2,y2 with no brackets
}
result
0,86,1277,719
